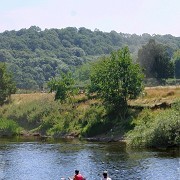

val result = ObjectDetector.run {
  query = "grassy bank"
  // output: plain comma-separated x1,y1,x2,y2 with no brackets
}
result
0,93,108,137
0,86,179,148
126,102,180,147
0,118,22,137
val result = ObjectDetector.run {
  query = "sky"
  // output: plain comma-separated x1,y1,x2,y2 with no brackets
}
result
0,0,180,36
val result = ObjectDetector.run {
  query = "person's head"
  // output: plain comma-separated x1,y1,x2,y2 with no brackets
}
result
75,170,79,175
103,171,108,178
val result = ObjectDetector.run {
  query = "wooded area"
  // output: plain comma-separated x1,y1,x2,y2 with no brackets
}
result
0,26,179,90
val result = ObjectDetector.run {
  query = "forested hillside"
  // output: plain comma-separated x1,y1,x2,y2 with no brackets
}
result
0,26,179,90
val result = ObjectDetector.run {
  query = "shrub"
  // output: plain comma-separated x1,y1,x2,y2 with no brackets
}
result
0,118,21,136
81,106,111,137
126,101,180,147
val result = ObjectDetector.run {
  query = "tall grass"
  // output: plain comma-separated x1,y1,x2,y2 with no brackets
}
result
144,86,180,99
0,93,109,137
0,93,61,133
0,88,179,142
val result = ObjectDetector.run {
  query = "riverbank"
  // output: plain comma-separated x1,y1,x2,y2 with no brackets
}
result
0,86,179,147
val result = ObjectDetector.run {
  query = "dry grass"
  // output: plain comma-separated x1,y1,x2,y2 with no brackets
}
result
73,94,100,111
129,86,180,107
10,86,180,109
11,93,99,111
145,86,180,98
11,93,54,105
77,99,100,111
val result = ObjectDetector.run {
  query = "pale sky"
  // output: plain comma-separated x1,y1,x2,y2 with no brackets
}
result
0,0,180,36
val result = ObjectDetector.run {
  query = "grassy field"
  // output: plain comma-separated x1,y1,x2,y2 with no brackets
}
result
11,86,180,108
129,85,180,107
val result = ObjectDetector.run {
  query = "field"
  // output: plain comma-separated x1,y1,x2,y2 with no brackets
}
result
12,86,180,108
129,85,180,108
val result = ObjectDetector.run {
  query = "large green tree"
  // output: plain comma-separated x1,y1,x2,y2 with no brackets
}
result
0,63,16,105
90,47,144,116
138,39,174,79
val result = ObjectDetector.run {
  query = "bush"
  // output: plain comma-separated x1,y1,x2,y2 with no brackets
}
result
0,118,21,136
80,106,111,137
126,101,180,147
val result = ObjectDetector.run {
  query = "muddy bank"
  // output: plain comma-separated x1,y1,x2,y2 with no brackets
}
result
3,130,126,143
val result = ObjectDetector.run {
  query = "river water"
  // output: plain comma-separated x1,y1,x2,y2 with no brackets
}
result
0,137,179,180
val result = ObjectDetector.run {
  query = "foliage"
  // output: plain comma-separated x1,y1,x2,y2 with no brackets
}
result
0,118,21,136
0,91,110,138
73,63,91,83
90,47,144,116
126,101,180,147
0,94,62,135
0,88,179,144
138,39,174,80
80,105,109,137
0,63,16,105
48,72,75,101
0,27,179,90
172,49,180,78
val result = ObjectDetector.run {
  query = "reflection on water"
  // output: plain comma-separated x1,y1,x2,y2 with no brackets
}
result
0,137,179,180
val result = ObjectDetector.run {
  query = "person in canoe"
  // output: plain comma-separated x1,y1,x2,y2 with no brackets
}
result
68,170,86,180
101,171,112,180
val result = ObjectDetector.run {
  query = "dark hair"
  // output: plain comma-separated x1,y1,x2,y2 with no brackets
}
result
75,170,79,175
103,171,107,178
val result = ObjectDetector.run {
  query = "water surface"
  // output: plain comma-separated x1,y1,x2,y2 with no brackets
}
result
0,137,179,180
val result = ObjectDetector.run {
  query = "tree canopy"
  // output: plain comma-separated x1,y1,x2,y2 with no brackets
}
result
172,49,180,78
138,39,174,80
0,26,179,90
90,47,144,116
47,72,74,101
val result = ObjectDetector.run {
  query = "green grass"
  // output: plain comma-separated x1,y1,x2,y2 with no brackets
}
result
0,93,108,137
0,118,22,137
0,88,179,149
126,101,180,147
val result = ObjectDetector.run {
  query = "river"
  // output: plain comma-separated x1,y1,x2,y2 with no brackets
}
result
0,137,179,180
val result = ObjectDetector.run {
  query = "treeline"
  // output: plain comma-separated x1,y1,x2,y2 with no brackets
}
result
0,26,179,90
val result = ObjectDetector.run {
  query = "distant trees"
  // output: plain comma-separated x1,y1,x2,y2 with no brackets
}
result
90,47,144,116
172,49,180,78
0,27,179,90
138,39,174,80
0,63,16,105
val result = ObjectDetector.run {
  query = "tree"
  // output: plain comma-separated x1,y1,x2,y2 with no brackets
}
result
48,72,74,101
0,27,179,90
138,39,174,79
172,49,180,78
0,63,16,105
90,47,144,116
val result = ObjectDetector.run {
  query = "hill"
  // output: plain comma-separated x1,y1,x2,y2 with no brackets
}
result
0,26,179,89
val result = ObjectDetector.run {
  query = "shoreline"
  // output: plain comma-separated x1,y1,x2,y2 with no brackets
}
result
0,133,179,149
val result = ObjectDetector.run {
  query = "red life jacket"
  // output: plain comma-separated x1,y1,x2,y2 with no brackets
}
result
74,174,84,180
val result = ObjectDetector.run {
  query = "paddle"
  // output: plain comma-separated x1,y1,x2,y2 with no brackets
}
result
60,178,72,180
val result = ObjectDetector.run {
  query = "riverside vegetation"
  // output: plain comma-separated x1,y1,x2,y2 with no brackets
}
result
0,86,179,148
0,28,180,148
